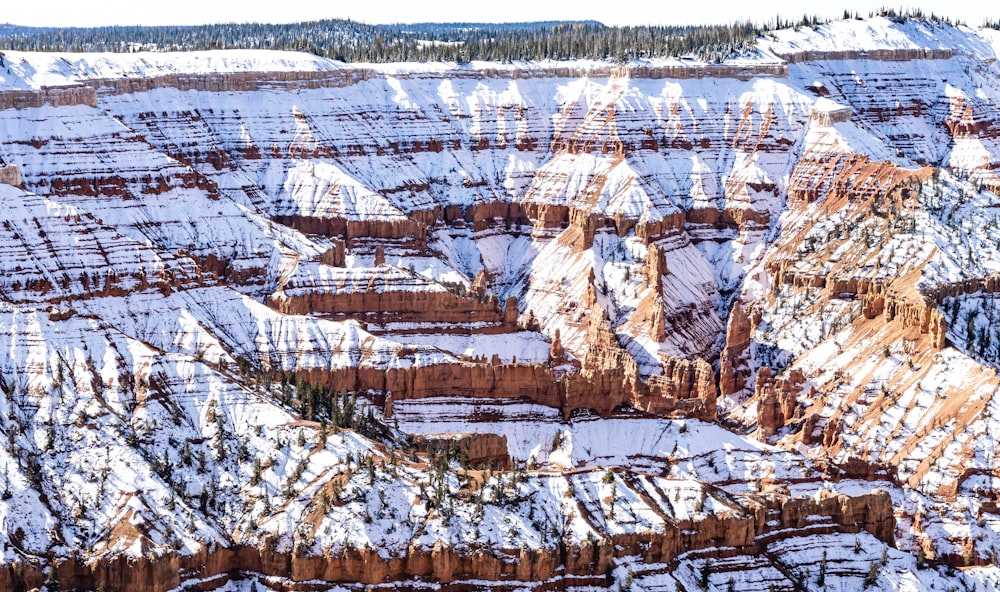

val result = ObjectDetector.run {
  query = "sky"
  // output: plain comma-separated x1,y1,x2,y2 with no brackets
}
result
2,0,997,28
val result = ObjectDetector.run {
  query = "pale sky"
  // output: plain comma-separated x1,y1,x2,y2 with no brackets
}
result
2,0,997,28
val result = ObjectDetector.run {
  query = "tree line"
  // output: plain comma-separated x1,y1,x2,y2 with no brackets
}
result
0,19,764,63
0,10,975,64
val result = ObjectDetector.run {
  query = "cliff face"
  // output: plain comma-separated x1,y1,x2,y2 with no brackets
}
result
3,15,1000,591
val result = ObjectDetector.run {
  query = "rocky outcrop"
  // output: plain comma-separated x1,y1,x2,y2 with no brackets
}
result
644,357,717,419
273,213,429,245
720,301,758,397
777,489,895,544
646,243,668,287
413,432,511,469
777,274,951,349
767,155,953,351
0,164,20,187
0,84,98,110
944,95,999,140
565,207,614,250
470,269,489,298
267,271,514,334
303,363,562,413
810,98,852,126
635,211,687,244
777,47,952,63
283,308,718,419
756,367,807,437
503,295,520,328
549,329,566,363
320,241,346,267
461,201,533,234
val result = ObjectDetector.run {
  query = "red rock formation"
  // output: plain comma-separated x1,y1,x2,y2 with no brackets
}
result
644,357,717,419
320,241,346,267
462,202,532,234
1,49,983,586
295,330,717,421
800,413,822,445
549,329,566,363
756,367,807,437
274,214,428,246
0,84,98,110
267,272,515,334
471,269,489,298
720,301,758,397
522,309,542,333
635,211,686,244
413,432,511,469
503,295,520,328
0,488,892,592
646,243,668,288
564,207,617,250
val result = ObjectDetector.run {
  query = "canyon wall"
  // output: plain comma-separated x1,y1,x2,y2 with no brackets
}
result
0,16,1000,588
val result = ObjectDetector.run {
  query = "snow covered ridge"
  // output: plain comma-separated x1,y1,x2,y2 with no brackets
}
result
0,52,790,104
0,16,998,93
0,50,347,91
759,16,997,57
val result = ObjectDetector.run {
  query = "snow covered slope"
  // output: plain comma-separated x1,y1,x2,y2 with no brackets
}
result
2,14,1000,591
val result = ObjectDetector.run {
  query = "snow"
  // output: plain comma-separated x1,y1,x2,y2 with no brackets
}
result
760,16,994,57
0,49,346,91
79,288,458,371
380,331,552,363
3,14,1000,588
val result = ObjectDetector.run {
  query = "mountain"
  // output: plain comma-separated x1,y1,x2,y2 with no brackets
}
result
0,14,999,592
